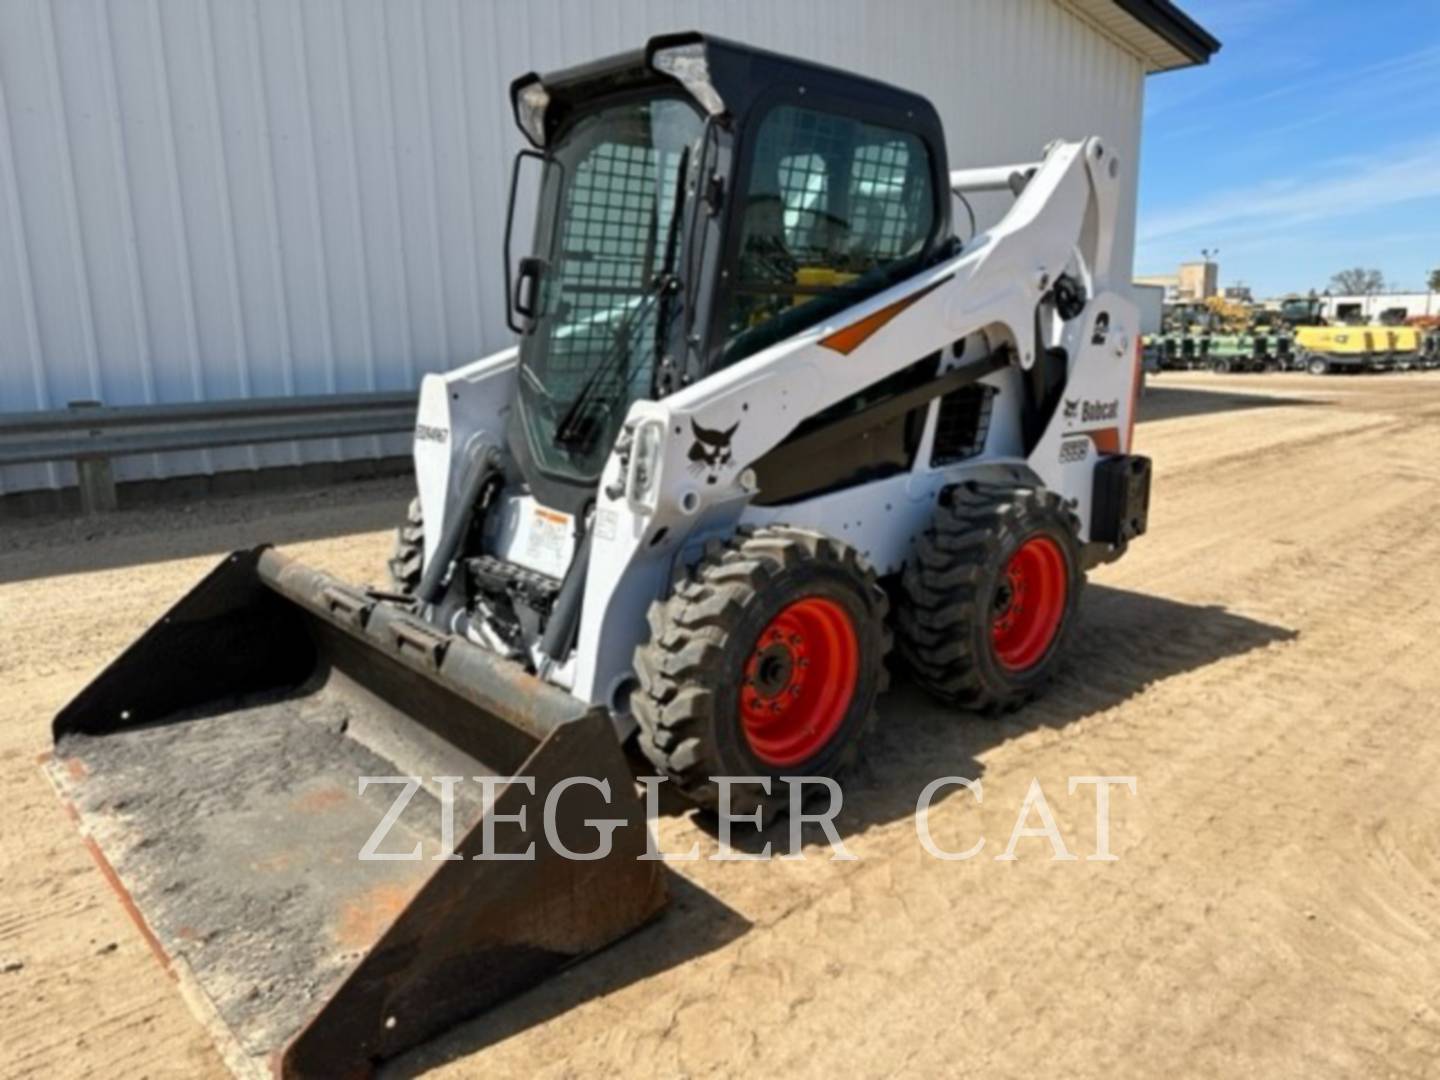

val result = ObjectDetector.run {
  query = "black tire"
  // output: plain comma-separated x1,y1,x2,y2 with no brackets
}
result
387,496,425,594
1307,355,1330,376
631,526,890,816
898,482,1083,712
1211,357,1232,374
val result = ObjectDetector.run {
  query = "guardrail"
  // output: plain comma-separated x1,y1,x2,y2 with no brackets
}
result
0,391,417,513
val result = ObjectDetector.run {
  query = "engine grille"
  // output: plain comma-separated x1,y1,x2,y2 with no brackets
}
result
931,383,995,466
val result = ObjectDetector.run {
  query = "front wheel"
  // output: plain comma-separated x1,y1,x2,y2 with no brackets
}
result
898,483,1083,712
387,496,425,594
1307,355,1330,376
632,526,890,816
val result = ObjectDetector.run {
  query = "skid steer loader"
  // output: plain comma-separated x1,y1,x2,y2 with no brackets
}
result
45,33,1150,1078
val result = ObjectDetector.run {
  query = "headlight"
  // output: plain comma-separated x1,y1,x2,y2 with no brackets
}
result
514,79,550,147
628,420,664,506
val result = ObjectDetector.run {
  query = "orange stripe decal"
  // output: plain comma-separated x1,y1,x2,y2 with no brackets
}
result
1126,337,1143,453
819,277,950,355
1089,427,1122,454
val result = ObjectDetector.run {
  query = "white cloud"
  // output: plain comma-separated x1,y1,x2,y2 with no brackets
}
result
1146,41,1440,140
1139,138,1440,245
1245,42,1440,108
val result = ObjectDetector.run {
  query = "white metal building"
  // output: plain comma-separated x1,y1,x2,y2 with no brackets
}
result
1315,292,1440,324
0,0,1216,497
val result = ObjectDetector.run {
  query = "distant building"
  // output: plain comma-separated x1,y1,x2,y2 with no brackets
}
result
1177,260,1219,301
1222,285,1253,303
1134,273,1180,302
1136,259,1220,302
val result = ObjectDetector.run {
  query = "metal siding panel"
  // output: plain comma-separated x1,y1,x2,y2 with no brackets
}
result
1,2,92,412
258,0,340,461
93,0,166,479
137,0,214,475
0,5,61,493
307,0,379,461
211,0,296,468
37,0,105,404
1,0,1145,495
463,0,516,361
429,0,483,362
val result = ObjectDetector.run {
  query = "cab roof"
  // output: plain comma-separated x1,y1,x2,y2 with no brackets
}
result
510,32,943,149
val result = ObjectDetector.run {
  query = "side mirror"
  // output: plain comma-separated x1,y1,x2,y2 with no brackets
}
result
504,148,559,335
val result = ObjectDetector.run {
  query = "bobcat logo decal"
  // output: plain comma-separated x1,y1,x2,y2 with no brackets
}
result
1063,398,1079,421
688,418,738,485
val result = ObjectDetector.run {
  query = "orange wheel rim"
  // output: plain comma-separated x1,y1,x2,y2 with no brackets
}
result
739,597,859,768
991,536,1067,671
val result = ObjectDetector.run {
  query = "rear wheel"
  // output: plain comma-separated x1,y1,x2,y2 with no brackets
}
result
1307,355,1330,376
387,496,425,594
898,483,1083,712
1210,357,1232,374
632,526,889,816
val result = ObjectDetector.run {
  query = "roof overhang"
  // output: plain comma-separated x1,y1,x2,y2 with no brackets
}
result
1063,0,1221,73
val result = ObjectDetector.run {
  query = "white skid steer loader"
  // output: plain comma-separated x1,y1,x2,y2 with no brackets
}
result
45,34,1150,1079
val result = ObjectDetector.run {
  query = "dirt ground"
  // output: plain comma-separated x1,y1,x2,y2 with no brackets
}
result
3,371,1440,1079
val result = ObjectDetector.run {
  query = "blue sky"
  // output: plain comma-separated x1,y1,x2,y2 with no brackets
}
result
1136,0,1440,297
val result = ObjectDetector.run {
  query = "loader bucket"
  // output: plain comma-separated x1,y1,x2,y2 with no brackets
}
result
44,547,666,1079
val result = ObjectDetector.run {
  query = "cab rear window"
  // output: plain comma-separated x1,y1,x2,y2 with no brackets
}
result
723,104,938,364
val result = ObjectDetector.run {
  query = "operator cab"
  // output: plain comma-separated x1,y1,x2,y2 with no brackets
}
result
504,33,953,514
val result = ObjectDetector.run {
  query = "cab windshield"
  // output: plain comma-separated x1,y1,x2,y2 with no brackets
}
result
518,95,705,482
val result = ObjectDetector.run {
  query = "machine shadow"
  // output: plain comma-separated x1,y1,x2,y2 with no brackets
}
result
1138,382,1323,424
694,583,1297,852
382,871,751,1079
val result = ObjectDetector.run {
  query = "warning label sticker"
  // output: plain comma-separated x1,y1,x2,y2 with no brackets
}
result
525,506,571,578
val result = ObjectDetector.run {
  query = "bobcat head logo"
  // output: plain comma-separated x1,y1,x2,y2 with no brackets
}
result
1063,398,1079,421
688,418,739,485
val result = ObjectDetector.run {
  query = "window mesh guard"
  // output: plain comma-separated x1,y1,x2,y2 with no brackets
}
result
548,142,684,404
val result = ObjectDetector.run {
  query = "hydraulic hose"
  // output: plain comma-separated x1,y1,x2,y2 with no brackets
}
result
539,528,591,665
415,443,504,607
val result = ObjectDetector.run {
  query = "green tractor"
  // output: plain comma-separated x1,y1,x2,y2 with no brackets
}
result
1204,332,1282,374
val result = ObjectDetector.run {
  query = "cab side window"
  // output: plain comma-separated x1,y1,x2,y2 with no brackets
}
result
723,104,937,365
